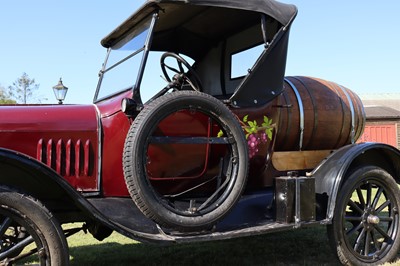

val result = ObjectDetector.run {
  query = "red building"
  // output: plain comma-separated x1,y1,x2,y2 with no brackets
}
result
360,95,400,149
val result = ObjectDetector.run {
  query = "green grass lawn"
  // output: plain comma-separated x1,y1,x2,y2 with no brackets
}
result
67,224,339,266
66,223,400,266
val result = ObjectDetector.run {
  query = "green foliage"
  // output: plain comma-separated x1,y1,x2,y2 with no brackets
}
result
217,115,274,140
0,85,16,104
263,116,273,140
0,99,16,104
242,115,273,140
7,72,45,104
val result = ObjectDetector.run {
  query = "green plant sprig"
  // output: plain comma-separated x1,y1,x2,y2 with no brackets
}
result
241,115,273,140
217,115,274,140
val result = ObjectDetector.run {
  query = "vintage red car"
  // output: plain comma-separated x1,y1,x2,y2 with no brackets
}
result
1,0,400,265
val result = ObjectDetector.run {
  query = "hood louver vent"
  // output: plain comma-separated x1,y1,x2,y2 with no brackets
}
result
37,138,94,177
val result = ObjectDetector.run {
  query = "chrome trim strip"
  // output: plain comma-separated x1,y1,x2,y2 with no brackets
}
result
285,78,304,150
338,85,355,144
93,104,103,193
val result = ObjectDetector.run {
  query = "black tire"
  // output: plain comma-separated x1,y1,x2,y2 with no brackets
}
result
123,91,248,231
0,189,69,265
327,166,400,265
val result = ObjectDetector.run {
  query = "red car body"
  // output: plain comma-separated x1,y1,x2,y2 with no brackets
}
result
1,0,400,265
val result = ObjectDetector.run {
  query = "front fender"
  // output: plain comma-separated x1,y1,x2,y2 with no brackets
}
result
0,148,174,243
0,147,93,222
312,142,400,221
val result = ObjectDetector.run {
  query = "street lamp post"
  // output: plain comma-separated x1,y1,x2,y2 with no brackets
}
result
52,78,68,104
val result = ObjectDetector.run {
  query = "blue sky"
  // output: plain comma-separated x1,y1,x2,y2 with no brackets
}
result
1,1,399,104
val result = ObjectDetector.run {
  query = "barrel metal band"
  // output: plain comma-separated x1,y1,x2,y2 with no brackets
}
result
337,84,355,143
284,78,304,150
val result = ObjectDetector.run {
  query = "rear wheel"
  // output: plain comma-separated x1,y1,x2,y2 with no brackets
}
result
0,189,69,265
123,91,248,231
327,166,400,265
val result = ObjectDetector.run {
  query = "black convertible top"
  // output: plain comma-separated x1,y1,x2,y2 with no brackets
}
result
101,0,298,107
101,0,297,49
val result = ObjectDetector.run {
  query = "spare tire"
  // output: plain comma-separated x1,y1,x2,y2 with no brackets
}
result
123,91,248,231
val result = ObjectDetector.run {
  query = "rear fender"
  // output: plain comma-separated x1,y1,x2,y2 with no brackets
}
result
313,142,400,221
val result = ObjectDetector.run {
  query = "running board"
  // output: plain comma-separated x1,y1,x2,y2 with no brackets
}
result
87,195,323,244
151,219,320,243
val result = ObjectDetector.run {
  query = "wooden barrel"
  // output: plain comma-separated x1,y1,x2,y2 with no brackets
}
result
275,76,365,151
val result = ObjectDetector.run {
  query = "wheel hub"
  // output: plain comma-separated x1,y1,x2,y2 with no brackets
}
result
362,208,380,227
367,215,380,225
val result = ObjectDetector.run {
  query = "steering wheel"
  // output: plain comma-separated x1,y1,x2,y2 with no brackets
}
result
160,52,203,92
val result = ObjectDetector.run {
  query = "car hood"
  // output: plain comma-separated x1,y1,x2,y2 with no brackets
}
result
0,104,101,191
0,104,98,132
0,104,99,160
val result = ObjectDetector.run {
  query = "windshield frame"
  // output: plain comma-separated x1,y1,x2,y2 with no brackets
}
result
93,12,158,103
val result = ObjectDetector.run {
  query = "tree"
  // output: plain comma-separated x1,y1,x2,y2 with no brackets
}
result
0,85,16,104
8,73,44,104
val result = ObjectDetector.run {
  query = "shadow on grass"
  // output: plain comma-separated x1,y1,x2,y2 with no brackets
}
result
69,226,343,266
